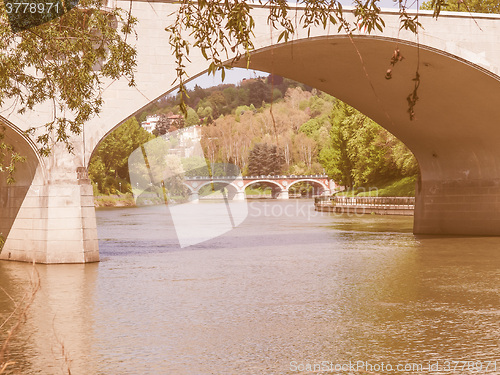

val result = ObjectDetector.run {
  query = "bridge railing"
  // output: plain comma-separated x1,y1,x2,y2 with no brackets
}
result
186,174,329,180
315,196,415,209
314,195,334,205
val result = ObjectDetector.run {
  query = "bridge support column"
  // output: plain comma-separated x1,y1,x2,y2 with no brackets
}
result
189,191,199,202
414,177,500,235
0,131,99,264
234,191,245,201
0,166,99,264
276,190,289,200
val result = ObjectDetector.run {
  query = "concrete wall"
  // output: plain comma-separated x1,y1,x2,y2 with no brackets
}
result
0,120,99,263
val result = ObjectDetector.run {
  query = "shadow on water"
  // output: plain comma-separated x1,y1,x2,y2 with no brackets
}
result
0,122,39,254
0,261,100,374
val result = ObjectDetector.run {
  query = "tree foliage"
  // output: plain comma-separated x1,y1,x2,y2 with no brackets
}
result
247,79,272,107
200,86,314,175
135,74,306,127
0,127,26,184
185,107,200,127
319,102,418,188
90,82,419,196
247,143,283,176
89,117,153,194
153,114,171,136
0,0,137,182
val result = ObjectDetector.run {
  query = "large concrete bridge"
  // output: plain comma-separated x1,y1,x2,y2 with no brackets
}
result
2,2,500,262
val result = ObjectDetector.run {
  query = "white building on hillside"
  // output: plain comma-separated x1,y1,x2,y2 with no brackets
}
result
141,115,160,133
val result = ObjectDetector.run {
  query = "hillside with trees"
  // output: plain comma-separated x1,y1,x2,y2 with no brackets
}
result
89,75,419,197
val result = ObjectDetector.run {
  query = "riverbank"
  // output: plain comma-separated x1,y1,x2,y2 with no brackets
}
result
336,176,417,197
94,188,275,207
94,194,136,208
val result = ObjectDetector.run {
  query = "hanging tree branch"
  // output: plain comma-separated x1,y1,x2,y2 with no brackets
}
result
166,0,447,120
0,0,138,183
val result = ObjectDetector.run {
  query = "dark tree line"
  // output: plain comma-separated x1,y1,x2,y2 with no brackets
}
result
247,143,284,176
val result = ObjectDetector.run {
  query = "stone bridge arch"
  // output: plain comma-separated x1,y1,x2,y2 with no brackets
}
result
192,180,242,200
86,6,500,237
243,179,288,199
287,179,330,196
80,5,500,160
0,118,42,261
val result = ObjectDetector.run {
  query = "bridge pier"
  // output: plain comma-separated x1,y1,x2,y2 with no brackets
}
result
414,177,500,235
234,191,246,201
275,190,289,200
0,136,99,264
0,169,99,263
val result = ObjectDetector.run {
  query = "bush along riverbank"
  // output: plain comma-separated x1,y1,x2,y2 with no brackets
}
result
94,193,136,208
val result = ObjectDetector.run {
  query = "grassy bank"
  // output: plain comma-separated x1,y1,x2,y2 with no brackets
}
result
245,187,272,197
336,176,417,197
94,193,136,208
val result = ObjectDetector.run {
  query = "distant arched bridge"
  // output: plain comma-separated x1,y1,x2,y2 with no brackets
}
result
183,175,334,200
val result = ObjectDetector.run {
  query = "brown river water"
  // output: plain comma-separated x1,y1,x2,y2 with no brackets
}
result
1,199,499,374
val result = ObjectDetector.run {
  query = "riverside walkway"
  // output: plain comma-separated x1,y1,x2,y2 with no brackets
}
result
315,196,415,216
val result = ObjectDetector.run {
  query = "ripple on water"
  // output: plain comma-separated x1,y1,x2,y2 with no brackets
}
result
2,201,500,374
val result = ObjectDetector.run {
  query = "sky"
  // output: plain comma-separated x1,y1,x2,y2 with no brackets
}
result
183,0,420,90
185,68,265,90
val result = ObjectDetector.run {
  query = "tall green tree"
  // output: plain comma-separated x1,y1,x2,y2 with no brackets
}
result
153,114,170,136
319,101,418,189
248,143,283,176
319,103,358,188
89,117,154,194
247,80,272,107
207,91,227,119
185,107,200,127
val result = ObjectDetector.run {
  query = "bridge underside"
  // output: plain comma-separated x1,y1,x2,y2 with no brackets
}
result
236,36,500,235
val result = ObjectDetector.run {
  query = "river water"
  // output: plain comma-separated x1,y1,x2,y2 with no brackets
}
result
1,199,499,374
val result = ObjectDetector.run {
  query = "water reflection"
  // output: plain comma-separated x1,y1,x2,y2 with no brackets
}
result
0,262,99,374
0,262,37,372
0,200,499,374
